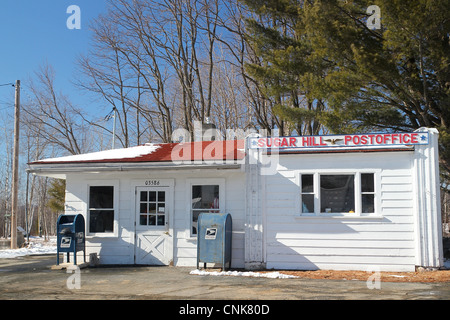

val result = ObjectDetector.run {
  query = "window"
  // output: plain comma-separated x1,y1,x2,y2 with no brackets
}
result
300,174,314,214
361,173,375,213
298,172,376,216
320,175,355,213
139,190,166,226
89,186,114,233
191,185,220,235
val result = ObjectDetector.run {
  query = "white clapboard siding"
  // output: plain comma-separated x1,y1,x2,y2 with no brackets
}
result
264,151,417,271
64,169,245,267
172,171,246,268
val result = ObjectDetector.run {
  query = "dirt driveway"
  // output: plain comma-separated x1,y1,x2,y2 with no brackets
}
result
1,255,449,301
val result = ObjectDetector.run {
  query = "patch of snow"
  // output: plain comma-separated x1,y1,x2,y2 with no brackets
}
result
444,259,450,270
190,269,298,279
39,144,160,162
0,236,57,259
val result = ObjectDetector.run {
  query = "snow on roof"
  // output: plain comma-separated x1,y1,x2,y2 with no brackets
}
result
31,140,245,165
37,144,161,163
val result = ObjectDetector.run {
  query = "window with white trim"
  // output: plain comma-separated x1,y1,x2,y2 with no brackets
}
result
300,174,315,214
299,173,376,215
89,186,114,233
191,185,220,235
361,173,375,213
320,174,355,213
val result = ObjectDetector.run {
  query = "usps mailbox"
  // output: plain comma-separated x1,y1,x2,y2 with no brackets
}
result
197,213,232,270
56,214,86,265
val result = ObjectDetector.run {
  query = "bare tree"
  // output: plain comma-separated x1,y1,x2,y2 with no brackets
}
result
77,0,177,143
213,0,279,133
76,0,284,144
78,0,239,142
22,64,91,156
0,114,13,238
76,16,145,148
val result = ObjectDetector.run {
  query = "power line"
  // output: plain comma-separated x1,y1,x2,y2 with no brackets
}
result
0,83,16,114
0,82,15,87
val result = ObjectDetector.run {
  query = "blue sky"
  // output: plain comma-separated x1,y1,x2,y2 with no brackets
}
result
0,0,109,116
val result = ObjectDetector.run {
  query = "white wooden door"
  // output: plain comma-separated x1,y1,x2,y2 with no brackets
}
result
135,187,173,265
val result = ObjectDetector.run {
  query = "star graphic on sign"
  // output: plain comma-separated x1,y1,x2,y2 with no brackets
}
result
251,140,258,146
420,135,427,141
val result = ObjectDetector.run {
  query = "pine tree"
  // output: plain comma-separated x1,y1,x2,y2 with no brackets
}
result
243,0,450,173
244,0,329,135
47,179,66,214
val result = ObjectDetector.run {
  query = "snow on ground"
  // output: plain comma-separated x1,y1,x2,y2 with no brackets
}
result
0,236,57,259
190,269,298,279
191,259,450,278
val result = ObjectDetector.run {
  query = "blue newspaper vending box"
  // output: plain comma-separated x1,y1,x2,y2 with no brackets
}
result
56,214,86,265
197,213,232,270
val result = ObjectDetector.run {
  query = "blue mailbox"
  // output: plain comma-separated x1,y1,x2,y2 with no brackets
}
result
56,214,86,265
197,213,232,270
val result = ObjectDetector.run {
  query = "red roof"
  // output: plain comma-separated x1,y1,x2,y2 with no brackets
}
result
32,140,245,165
147,140,245,162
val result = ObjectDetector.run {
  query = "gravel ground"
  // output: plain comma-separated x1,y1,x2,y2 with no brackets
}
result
276,269,450,283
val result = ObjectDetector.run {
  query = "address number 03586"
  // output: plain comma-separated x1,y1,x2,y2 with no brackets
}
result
145,180,161,186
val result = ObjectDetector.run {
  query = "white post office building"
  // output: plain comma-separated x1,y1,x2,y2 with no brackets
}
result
28,127,444,272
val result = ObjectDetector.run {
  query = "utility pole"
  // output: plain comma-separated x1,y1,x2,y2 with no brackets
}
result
25,171,30,243
11,80,20,249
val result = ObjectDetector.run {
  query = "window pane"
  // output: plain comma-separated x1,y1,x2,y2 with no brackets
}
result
149,215,156,226
320,175,355,213
192,211,200,235
192,185,219,209
89,210,114,233
149,203,156,214
362,194,375,213
89,186,114,209
191,185,220,235
140,215,148,226
361,173,374,193
140,191,147,202
302,194,314,213
301,175,314,193
140,203,147,213
149,191,156,202
158,192,165,202
157,215,165,226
